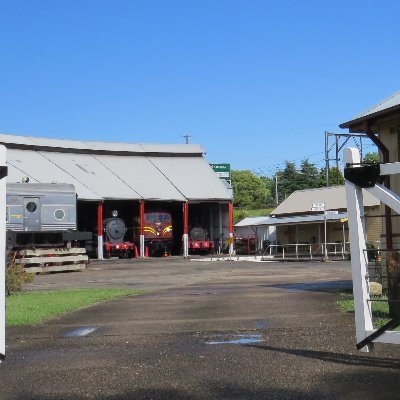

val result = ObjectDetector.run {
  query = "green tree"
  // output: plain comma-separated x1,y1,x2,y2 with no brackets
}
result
363,152,380,163
277,162,299,203
231,170,269,208
260,176,276,207
298,159,320,190
318,167,345,186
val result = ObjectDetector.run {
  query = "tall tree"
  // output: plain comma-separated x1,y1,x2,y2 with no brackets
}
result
363,152,380,163
260,176,276,207
318,167,345,187
231,170,269,208
298,159,320,190
277,162,299,204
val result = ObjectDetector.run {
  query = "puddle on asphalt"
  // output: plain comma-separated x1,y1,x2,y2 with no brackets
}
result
206,334,264,345
64,326,99,337
256,320,267,329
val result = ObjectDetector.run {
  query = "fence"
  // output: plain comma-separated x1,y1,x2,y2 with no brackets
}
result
265,242,350,259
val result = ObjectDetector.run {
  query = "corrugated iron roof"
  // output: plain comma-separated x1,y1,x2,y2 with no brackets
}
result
0,133,204,155
353,91,400,119
235,216,270,227
263,213,348,226
271,186,379,216
3,134,231,202
93,155,186,201
148,156,232,201
7,149,101,200
340,91,400,128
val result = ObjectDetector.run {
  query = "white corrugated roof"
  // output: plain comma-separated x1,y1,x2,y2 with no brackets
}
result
93,155,186,201
39,152,141,200
235,216,270,227
149,156,231,201
271,185,379,216
262,213,348,226
7,149,101,200
0,133,204,154
236,213,348,227
2,134,231,202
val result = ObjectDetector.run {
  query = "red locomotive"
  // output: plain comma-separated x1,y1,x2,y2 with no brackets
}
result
143,211,174,256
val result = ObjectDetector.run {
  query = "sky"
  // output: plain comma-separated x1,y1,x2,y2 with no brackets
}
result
1,0,399,176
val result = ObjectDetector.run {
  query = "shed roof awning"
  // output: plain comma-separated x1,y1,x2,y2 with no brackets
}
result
0,134,205,155
271,185,378,216
340,91,400,130
149,157,231,201
4,135,232,202
235,216,270,227
93,155,186,201
238,213,348,227
7,149,101,200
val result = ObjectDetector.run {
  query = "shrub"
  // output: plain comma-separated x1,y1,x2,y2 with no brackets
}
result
6,263,35,295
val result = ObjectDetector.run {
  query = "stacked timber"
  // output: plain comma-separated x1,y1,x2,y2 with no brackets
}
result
14,248,88,273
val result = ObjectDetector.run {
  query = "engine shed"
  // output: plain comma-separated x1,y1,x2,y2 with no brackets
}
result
1,133,233,259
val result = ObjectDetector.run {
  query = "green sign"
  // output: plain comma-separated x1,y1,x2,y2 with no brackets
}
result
210,163,231,182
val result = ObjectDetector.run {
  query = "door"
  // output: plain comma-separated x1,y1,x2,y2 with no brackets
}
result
23,197,41,231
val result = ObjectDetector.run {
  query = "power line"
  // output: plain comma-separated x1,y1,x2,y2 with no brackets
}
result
249,142,377,177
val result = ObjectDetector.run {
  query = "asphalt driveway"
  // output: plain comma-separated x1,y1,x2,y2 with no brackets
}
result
1,259,400,399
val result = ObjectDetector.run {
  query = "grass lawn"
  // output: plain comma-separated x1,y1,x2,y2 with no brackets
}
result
6,288,142,326
337,291,393,328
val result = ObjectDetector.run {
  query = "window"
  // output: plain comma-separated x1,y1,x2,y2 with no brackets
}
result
54,209,65,220
25,202,37,213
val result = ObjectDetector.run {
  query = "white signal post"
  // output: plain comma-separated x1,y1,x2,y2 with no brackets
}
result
0,145,7,362
345,147,400,350
311,202,328,260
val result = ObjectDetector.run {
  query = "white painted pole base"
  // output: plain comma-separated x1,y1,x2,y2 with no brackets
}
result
97,235,103,260
0,146,6,361
140,234,145,257
183,233,189,258
229,232,234,260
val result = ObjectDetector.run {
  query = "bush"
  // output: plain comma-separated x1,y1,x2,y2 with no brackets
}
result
366,242,378,262
6,264,35,295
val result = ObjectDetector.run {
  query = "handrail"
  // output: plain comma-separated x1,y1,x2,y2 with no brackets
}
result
264,242,352,259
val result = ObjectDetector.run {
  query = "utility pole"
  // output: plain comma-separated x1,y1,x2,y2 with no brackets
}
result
181,134,191,144
325,130,329,187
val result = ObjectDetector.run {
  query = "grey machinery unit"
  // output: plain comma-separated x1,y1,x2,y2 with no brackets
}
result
6,183,91,249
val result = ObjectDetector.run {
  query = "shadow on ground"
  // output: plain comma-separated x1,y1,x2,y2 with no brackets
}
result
246,344,400,369
262,280,352,293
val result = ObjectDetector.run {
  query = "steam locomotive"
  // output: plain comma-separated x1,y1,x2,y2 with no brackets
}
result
102,212,135,258
6,182,210,258
102,211,174,258
188,227,214,254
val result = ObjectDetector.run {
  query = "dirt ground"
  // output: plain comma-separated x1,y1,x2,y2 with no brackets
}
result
1,258,400,400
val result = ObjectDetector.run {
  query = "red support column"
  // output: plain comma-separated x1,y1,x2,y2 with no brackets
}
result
228,202,234,258
228,202,233,234
140,201,145,235
183,202,189,257
139,201,145,257
97,201,104,259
